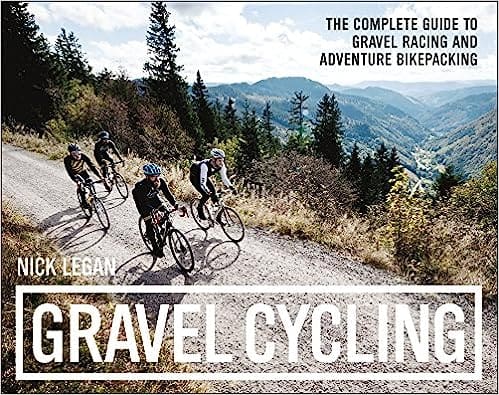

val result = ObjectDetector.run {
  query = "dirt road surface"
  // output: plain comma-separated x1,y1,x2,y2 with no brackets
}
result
2,144,497,393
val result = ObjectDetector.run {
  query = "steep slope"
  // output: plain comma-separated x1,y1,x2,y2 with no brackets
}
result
418,85,497,107
420,92,497,133
341,86,428,119
429,108,497,176
208,77,430,172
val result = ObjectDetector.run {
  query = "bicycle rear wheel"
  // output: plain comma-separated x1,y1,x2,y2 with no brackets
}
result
93,197,110,230
139,216,154,252
219,206,245,242
114,173,129,199
77,189,92,218
168,229,195,272
190,198,211,230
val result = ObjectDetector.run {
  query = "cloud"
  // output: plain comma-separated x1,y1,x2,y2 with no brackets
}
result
384,2,497,33
28,2,496,84
87,40,147,77
29,2,150,31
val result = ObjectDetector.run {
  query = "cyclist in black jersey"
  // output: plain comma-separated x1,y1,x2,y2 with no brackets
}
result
189,148,237,220
132,163,179,258
94,130,124,182
64,143,103,208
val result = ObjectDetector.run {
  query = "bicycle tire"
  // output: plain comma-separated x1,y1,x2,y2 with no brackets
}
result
190,199,211,230
219,206,245,242
168,228,195,272
114,172,129,199
139,216,154,252
93,197,110,230
77,189,92,218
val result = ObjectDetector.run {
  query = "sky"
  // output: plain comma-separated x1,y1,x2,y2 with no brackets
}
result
27,2,498,86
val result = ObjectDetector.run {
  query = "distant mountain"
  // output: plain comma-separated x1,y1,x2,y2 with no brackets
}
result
207,76,496,178
347,80,496,97
417,85,497,107
340,86,428,119
429,108,497,177
208,77,430,172
420,92,497,134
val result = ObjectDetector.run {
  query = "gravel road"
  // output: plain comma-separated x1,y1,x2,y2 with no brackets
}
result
2,144,497,393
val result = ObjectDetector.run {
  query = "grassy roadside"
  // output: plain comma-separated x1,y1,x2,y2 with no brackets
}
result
1,201,209,393
3,128,496,298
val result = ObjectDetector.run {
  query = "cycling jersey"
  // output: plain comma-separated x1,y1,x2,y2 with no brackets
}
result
94,139,122,163
132,178,176,217
64,153,100,182
190,159,233,195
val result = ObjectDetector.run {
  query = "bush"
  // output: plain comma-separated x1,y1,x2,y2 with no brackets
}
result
450,161,497,230
383,167,433,279
247,152,356,221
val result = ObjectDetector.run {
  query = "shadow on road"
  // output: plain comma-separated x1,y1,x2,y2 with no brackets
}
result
102,195,127,210
40,206,110,254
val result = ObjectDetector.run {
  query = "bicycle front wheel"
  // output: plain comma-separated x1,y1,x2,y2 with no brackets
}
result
219,206,245,242
139,216,154,252
77,190,92,218
190,199,211,230
114,173,129,199
93,197,110,230
168,229,195,272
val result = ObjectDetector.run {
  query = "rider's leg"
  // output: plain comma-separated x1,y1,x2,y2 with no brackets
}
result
145,217,164,258
190,174,210,220
78,171,91,207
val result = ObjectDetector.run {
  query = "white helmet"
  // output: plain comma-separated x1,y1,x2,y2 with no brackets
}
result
210,148,225,159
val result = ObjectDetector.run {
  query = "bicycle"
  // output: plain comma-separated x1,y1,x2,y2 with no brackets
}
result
138,206,195,273
102,160,128,199
190,189,245,242
76,176,110,230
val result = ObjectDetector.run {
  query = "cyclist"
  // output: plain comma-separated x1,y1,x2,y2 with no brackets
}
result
189,148,236,221
94,130,124,182
64,143,103,209
132,163,179,258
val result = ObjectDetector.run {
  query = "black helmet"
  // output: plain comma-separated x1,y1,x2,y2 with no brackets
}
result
98,130,110,139
68,143,81,152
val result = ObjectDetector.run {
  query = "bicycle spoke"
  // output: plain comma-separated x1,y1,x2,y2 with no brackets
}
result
168,229,194,272
219,207,245,242
94,198,110,230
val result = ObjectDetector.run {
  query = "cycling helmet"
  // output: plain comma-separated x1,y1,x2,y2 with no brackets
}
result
68,143,81,152
210,148,225,159
143,163,162,176
98,130,110,139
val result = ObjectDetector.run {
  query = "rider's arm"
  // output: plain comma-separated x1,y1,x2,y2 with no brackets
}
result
82,153,102,178
64,156,78,182
199,162,211,194
159,178,177,208
109,140,123,161
131,183,149,217
219,164,233,188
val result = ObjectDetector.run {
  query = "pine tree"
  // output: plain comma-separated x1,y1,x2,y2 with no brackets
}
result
237,102,261,172
54,28,93,84
191,70,216,143
373,142,391,200
346,143,362,184
312,93,344,167
2,2,59,130
433,165,462,200
261,101,280,157
388,146,400,172
212,98,223,139
285,131,311,155
143,2,203,152
223,97,239,138
358,153,377,211
288,90,309,130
